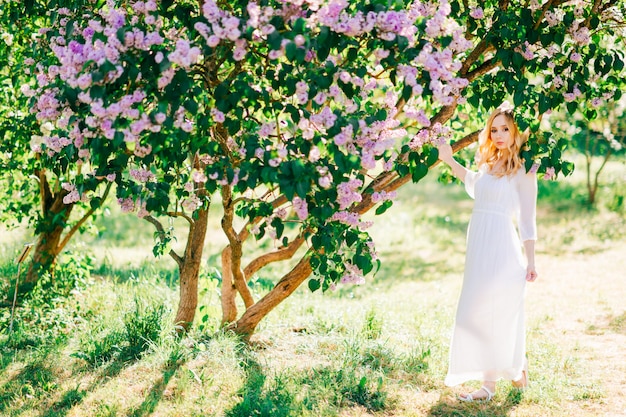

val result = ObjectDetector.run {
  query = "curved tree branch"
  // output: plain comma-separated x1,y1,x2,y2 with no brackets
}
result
243,235,307,279
58,182,113,252
143,214,184,269
221,184,255,308
353,130,480,215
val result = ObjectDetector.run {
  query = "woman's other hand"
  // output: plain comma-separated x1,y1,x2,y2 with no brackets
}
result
526,265,538,282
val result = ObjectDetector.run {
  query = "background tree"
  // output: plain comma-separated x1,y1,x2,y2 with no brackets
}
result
560,97,625,206
9,0,626,339
0,0,112,291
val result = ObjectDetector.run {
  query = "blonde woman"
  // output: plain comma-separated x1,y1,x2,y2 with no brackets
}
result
437,105,538,402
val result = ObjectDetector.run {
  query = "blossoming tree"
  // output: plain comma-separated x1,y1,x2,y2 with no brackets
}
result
14,0,626,337
0,0,114,291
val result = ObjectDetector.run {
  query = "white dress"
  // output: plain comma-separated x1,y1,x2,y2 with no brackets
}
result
445,166,537,386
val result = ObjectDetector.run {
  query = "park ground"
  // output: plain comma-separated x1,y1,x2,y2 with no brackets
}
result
1,157,625,417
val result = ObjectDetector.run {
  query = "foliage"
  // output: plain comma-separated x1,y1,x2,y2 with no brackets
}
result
0,252,91,349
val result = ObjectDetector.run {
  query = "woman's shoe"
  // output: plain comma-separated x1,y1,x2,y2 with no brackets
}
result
512,358,530,390
458,386,494,402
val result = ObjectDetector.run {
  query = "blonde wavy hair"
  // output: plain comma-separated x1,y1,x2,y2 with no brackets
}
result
475,107,527,177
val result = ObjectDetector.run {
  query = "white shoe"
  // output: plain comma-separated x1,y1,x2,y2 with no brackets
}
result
459,385,494,402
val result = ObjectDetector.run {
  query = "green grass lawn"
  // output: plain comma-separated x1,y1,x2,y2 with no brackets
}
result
1,157,625,416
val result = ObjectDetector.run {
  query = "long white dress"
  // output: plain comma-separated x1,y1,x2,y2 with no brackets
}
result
445,166,537,386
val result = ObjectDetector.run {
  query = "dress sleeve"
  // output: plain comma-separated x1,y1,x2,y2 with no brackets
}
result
517,169,538,241
464,170,479,199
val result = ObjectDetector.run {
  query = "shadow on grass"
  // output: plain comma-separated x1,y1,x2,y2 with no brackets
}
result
224,352,296,417
428,388,524,417
0,344,61,415
224,343,393,417
128,351,186,417
41,386,87,417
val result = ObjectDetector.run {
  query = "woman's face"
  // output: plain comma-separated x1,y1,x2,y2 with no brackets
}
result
490,114,514,150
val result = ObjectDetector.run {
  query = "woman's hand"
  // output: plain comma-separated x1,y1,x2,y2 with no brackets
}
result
437,142,454,164
526,264,538,282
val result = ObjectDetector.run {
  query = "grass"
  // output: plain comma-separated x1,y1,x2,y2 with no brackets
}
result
0,156,625,416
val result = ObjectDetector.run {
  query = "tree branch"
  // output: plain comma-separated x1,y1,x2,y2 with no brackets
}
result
35,168,53,215
58,182,113,252
221,184,255,308
353,130,480,215
460,38,495,77
166,210,194,225
465,56,500,82
143,214,184,269
243,235,307,279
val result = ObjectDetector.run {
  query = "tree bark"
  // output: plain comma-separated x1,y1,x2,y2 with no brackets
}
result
220,245,238,325
23,193,73,287
173,206,209,331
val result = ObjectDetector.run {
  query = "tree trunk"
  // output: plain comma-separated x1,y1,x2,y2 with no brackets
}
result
173,206,209,331
220,246,238,324
23,194,74,288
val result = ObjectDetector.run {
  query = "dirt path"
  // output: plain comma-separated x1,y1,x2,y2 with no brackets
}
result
527,246,626,416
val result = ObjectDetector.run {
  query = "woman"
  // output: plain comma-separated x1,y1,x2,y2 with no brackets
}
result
437,105,538,402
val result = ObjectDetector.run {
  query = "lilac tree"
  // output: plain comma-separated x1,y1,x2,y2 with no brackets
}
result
15,0,626,337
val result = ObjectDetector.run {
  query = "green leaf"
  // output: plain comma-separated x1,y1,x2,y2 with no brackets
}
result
561,161,575,176
268,30,282,50
411,162,428,183
308,278,321,292
538,94,551,114
375,199,393,215
345,230,359,247
566,101,577,115
286,42,297,62
296,181,310,198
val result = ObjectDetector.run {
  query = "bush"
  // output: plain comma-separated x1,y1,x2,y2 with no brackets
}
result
123,301,167,359
73,299,168,366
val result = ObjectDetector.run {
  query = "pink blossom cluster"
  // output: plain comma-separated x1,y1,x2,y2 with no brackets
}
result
292,196,309,220
310,106,338,130
42,135,72,155
416,44,469,105
563,85,582,102
30,3,184,165
544,10,563,27
194,0,253,54
409,122,452,149
515,41,535,60
295,81,309,105
543,167,556,180
339,262,365,285
130,168,156,183
117,197,149,217
569,24,590,46
469,7,484,19
168,39,201,68
336,178,363,210
182,194,202,212
371,190,397,203
62,183,80,204
353,117,406,170
314,0,419,42
404,106,431,127
331,211,373,231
